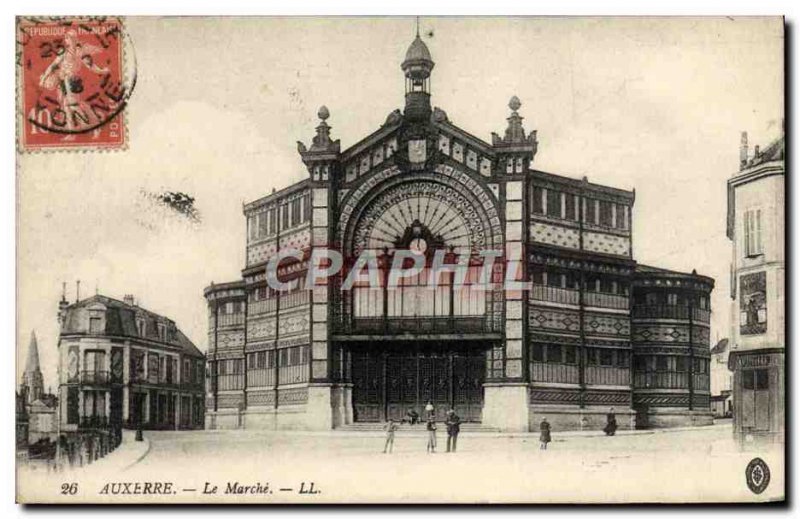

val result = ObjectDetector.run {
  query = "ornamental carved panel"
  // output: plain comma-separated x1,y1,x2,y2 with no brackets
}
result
247,390,275,407
529,307,581,334
277,388,309,406
219,330,244,350
247,316,276,340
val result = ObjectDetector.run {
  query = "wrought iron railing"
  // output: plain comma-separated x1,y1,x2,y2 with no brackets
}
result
530,285,579,305
530,284,629,310
584,291,629,310
340,315,501,335
585,365,629,386
631,305,710,323
633,371,689,389
80,370,110,385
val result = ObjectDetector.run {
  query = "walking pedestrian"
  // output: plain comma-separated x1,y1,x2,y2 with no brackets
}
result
425,401,434,420
383,419,398,453
426,418,437,453
445,409,461,453
539,417,551,450
603,407,617,436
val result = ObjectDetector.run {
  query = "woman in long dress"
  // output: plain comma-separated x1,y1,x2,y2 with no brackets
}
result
603,407,617,436
539,417,551,450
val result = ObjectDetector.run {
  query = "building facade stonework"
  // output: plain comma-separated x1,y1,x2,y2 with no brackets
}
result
57,294,206,434
204,35,714,432
727,130,785,444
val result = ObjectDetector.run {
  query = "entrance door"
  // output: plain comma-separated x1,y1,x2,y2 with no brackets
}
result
351,349,384,422
418,350,449,422
453,353,485,422
350,343,486,423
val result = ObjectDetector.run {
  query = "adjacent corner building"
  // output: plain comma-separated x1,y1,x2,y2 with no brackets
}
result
204,33,715,432
727,129,785,444
57,294,206,433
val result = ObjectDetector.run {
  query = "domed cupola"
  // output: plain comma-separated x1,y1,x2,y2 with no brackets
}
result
401,30,434,122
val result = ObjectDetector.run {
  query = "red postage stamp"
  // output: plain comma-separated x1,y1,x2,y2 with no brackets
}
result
16,17,135,152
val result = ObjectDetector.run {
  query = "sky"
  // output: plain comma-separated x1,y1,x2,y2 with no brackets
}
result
17,16,784,389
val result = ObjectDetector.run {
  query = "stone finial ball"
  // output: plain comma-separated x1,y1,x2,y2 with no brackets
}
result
508,96,522,111
318,105,330,121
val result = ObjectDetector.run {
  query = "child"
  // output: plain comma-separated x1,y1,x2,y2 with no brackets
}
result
383,419,398,453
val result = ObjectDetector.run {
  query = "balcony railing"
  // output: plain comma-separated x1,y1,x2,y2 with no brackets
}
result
633,371,689,389
584,291,629,310
81,370,110,385
339,315,501,336
530,285,579,306
529,284,629,310
217,312,245,327
632,305,710,323
585,365,629,386
530,361,579,384
633,371,710,391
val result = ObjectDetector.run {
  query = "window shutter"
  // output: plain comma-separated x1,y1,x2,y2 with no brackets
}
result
756,209,763,254
744,211,751,256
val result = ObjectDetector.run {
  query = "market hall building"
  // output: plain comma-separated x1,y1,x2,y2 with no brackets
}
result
204,34,714,432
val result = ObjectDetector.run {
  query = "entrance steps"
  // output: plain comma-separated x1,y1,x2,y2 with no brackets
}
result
334,422,501,433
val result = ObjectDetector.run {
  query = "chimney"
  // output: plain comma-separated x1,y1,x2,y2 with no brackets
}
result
123,294,135,306
739,131,749,169
57,281,69,324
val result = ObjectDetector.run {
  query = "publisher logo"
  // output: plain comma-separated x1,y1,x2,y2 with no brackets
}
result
745,457,770,495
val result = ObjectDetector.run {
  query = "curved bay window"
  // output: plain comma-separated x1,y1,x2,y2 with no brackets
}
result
529,264,630,310
633,354,708,390
584,347,630,386
529,343,630,386
246,349,276,389
530,342,579,384
632,289,710,322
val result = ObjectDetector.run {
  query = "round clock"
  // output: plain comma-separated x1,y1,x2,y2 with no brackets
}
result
410,237,428,254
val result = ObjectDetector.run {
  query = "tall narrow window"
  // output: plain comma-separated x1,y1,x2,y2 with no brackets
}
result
269,208,277,234
532,186,544,214
546,189,561,218
599,200,613,227
565,194,576,221
281,204,290,231
744,208,764,257
616,203,627,229
258,211,268,238
756,209,763,254
89,317,103,334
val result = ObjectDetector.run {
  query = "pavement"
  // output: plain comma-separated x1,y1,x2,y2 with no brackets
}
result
17,420,784,504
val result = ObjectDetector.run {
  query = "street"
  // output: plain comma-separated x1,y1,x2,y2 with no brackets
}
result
18,422,784,504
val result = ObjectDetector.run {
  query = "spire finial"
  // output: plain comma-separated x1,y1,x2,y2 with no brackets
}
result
416,16,420,38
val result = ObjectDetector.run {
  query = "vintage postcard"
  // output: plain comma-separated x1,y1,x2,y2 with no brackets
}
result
15,16,785,504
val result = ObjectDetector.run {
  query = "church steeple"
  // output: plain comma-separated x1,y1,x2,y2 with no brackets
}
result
401,23,434,122
21,331,44,404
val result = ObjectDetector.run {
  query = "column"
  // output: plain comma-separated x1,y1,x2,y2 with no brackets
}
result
308,185,335,430
483,179,530,432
